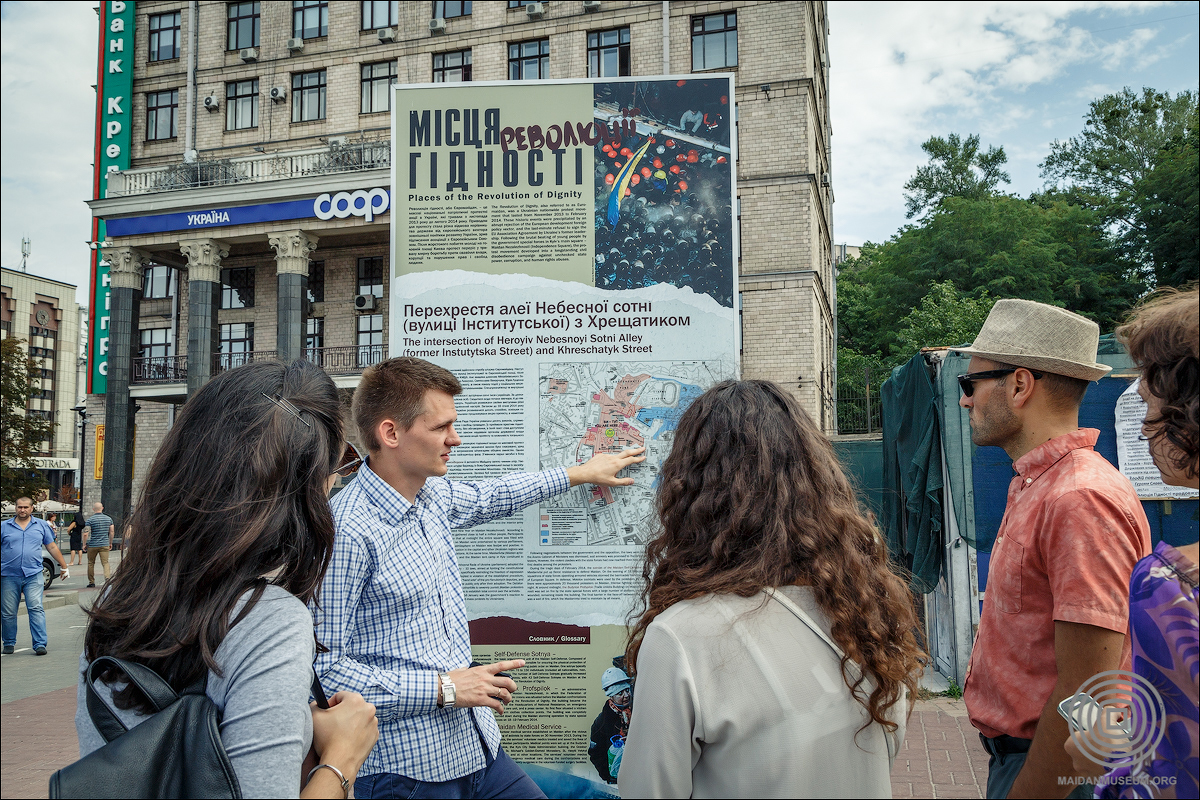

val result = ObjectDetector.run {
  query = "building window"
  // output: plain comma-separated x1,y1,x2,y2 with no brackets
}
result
509,39,549,81
221,267,255,309
588,27,630,78
293,70,327,122
361,61,397,114
293,0,328,40
692,12,737,71
357,257,384,297
433,49,471,82
146,90,179,141
143,265,172,299
148,11,181,62
307,260,324,303
357,314,383,367
361,0,398,29
227,1,260,50
226,79,259,130
305,317,324,364
219,322,254,368
507,1,541,7
139,328,172,360
434,1,471,18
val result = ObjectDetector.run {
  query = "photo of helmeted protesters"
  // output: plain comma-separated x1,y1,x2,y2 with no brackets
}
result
592,80,735,309
588,665,634,784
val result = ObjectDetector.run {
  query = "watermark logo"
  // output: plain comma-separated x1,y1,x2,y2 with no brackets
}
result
1059,669,1167,768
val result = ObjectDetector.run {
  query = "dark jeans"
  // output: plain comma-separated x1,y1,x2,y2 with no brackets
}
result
355,746,546,800
979,734,1093,799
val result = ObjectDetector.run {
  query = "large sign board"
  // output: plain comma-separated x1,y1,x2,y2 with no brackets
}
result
391,76,737,786
88,0,136,394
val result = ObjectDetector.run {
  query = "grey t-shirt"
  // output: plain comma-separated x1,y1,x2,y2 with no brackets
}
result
83,513,113,548
76,585,316,799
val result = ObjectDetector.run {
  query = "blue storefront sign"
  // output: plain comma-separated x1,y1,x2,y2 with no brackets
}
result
105,188,390,237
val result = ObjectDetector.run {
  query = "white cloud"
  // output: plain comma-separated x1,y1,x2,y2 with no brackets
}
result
1,2,99,304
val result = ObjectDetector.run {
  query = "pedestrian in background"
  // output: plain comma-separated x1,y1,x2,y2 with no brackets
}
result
619,380,924,798
82,502,114,588
1064,287,1199,799
65,516,84,566
2,497,70,655
77,360,378,798
952,299,1152,798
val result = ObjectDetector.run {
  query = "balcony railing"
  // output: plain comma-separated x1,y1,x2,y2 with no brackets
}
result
132,346,389,385
107,140,391,198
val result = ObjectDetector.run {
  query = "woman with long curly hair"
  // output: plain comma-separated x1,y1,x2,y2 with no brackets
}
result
618,379,925,798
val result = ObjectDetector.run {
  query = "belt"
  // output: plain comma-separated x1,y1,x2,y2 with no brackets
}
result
979,733,1032,757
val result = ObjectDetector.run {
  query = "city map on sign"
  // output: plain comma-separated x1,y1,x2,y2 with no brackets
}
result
538,360,731,546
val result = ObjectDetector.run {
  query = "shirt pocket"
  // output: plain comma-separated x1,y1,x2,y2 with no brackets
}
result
994,539,1024,614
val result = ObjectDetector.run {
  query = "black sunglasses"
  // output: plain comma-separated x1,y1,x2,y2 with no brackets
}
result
333,442,364,478
957,368,1043,397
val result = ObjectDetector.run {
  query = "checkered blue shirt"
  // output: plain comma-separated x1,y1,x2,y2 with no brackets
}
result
314,461,569,782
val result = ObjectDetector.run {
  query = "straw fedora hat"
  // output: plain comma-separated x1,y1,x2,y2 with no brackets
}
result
949,298,1112,381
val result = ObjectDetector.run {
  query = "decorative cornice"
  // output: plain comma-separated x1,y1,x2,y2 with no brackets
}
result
268,230,319,275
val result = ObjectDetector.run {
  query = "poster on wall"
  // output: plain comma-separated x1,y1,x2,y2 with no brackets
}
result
1115,379,1199,500
391,75,738,788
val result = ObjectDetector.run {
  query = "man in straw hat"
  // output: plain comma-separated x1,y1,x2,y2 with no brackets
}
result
951,299,1151,799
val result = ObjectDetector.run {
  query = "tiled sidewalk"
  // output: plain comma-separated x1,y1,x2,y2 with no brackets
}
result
893,697,991,798
0,686,77,800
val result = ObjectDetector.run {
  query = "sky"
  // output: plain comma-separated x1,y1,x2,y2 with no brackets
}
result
1,1,1198,307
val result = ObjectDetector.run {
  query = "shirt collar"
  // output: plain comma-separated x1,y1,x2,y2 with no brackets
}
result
1013,428,1100,483
355,459,422,524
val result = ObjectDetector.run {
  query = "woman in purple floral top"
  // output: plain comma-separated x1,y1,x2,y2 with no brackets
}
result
1069,288,1199,798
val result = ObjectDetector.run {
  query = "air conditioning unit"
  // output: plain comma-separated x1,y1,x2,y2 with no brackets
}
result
287,37,304,52
378,26,397,42
821,173,831,187
202,95,220,111
354,294,378,312
428,18,445,34
525,2,545,19
269,86,287,103
583,0,601,11
239,47,258,63
328,135,347,145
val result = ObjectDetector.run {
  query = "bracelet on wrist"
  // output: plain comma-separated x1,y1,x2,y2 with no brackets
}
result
306,763,349,799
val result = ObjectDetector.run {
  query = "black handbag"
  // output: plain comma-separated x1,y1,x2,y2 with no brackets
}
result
49,656,242,799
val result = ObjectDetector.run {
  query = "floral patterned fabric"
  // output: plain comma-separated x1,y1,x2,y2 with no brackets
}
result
1099,541,1199,799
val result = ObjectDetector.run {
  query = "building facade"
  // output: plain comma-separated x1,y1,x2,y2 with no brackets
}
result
86,0,834,528
1,268,85,501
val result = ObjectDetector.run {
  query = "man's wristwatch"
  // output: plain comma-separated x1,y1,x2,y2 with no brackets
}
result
438,673,457,708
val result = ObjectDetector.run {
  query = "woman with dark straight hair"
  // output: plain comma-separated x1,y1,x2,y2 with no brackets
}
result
619,379,925,798
77,360,378,798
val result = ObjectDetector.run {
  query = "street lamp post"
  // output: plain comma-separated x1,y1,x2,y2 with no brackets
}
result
72,405,88,517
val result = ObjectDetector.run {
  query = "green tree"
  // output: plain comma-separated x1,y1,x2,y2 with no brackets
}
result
837,195,1143,363
1,337,54,502
904,133,1011,219
1132,103,1199,288
1040,87,1197,236
895,281,996,355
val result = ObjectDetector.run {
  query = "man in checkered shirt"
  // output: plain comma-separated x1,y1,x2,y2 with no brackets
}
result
315,357,644,799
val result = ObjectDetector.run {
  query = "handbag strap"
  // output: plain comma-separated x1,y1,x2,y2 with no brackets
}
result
85,656,181,743
763,587,900,764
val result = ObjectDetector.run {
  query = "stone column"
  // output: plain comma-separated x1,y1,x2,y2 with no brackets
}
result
179,238,229,398
100,245,148,536
269,230,318,364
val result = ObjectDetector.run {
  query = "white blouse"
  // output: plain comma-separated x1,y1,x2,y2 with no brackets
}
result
618,585,904,799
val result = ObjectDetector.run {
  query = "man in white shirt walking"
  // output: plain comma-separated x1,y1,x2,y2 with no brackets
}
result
316,357,644,799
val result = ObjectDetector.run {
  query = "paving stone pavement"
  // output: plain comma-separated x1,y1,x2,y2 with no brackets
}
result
0,688,988,799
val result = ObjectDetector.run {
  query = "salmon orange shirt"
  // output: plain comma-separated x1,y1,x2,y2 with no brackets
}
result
965,428,1152,741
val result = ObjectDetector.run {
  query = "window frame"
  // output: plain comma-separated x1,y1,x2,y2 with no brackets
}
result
145,89,180,141
433,49,472,83
148,11,181,62
292,69,328,123
587,27,630,78
139,327,173,360
508,38,550,81
307,260,325,303
220,266,255,309
305,317,324,364
691,11,738,71
361,0,399,30
361,61,398,114
434,0,472,19
225,78,259,130
292,0,328,40
227,1,260,51
356,313,383,367
142,265,173,299
219,322,255,368
357,257,384,297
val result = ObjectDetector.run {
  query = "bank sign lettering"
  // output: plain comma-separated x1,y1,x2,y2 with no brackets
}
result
89,0,135,394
